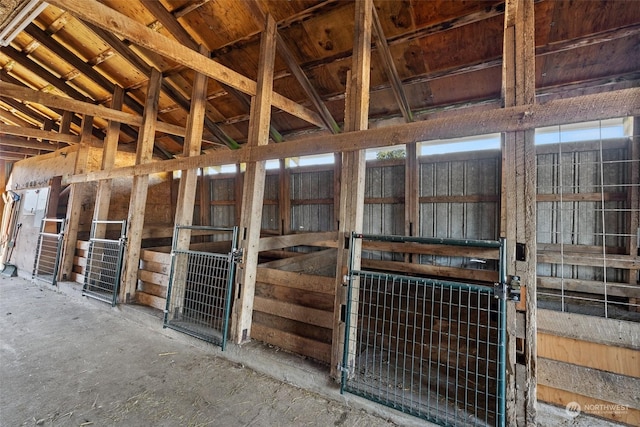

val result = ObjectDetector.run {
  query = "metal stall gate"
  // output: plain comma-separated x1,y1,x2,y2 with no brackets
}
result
164,226,240,350
32,218,65,286
83,220,127,306
341,234,508,427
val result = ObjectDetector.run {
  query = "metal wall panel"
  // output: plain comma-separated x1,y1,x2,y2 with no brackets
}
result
210,177,236,228
290,169,334,232
419,156,500,241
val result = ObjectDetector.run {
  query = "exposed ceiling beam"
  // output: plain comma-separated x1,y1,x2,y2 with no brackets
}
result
141,0,284,143
0,70,104,138
536,22,640,56
46,0,325,129
0,134,58,151
0,106,36,128
1,46,92,102
0,94,48,126
63,87,640,184
371,4,413,122
173,0,211,19
0,81,187,137
245,1,340,134
86,22,239,149
22,23,143,143
0,151,31,161
142,0,282,142
0,123,81,144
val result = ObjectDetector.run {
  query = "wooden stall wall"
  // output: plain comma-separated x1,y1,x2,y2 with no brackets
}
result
136,248,171,310
537,309,640,425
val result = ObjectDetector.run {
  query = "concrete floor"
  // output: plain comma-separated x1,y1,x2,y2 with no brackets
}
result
0,275,623,427
0,276,428,427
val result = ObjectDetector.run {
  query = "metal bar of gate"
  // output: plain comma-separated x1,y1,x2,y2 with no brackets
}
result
341,233,507,427
32,218,65,286
82,220,127,306
164,225,239,350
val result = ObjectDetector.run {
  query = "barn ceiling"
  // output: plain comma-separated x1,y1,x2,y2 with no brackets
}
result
0,0,639,162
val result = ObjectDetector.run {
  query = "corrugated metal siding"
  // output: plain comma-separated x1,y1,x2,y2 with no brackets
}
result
419,154,500,268
364,164,404,235
419,156,500,240
210,177,236,228
262,173,280,231
290,169,334,232
536,146,629,282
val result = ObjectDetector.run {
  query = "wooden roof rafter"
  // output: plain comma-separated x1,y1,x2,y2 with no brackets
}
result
0,70,102,139
85,22,239,149
0,134,58,151
0,81,186,137
45,0,326,130
245,1,340,134
371,3,414,123
23,22,145,144
140,0,284,144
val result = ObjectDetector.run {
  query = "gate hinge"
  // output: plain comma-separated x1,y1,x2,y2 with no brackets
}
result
229,248,244,263
337,364,349,374
494,275,521,302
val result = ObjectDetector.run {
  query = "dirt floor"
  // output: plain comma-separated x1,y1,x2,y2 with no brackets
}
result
0,275,625,427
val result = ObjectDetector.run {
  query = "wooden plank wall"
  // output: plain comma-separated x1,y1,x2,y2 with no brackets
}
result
121,144,638,426
71,240,89,284
136,248,171,310
537,309,640,425
252,266,334,363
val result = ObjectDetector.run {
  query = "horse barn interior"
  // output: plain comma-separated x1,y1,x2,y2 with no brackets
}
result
0,0,638,425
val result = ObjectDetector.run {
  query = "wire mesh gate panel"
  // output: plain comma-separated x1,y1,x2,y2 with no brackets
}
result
83,220,127,306
164,226,239,349
32,218,65,286
341,234,507,427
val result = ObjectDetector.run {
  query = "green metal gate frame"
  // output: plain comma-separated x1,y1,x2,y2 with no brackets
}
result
341,233,508,427
32,218,65,286
83,220,127,306
163,225,240,350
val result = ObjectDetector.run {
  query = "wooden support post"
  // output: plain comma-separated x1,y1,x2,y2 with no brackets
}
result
0,160,5,221
173,46,209,246
501,0,536,424
60,115,93,279
171,46,210,291
93,86,124,238
330,0,372,379
120,69,162,303
232,14,277,343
